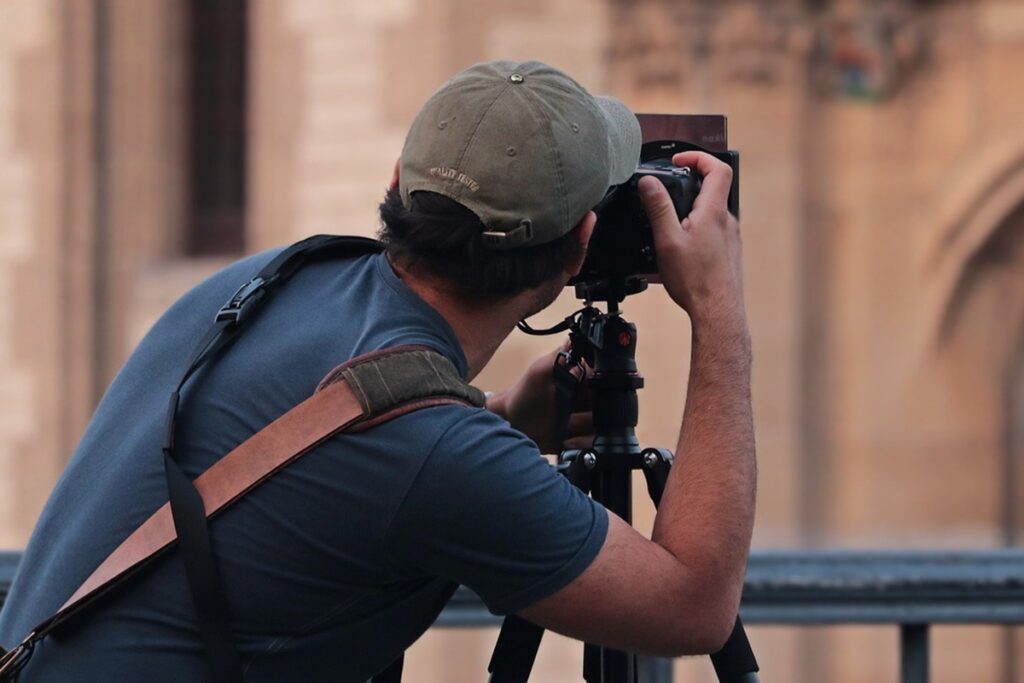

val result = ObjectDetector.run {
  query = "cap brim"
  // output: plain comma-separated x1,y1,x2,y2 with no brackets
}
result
595,95,641,186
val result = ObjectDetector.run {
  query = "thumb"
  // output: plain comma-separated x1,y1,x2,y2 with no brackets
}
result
639,176,681,246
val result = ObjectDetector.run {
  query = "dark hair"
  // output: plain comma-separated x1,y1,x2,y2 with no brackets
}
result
377,187,582,301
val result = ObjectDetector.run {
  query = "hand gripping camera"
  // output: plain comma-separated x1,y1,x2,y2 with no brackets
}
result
572,131,740,302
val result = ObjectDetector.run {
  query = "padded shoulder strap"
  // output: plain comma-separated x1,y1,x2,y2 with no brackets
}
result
318,346,485,416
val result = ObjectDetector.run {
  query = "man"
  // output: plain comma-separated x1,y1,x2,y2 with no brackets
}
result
0,60,754,681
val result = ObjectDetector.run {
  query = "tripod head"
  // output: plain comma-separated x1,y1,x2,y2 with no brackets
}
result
520,270,651,387
518,275,648,476
572,274,648,307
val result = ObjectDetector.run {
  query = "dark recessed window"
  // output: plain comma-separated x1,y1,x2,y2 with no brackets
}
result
186,0,247,256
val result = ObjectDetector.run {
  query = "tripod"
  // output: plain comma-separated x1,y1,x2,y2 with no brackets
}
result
488,277,760,683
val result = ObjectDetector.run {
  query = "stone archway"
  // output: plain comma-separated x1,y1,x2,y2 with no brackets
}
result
927,175,1024,683
1007,337,1024,546
922,141,1024,350
937,196,1024,360
933,180,1024,534
1006,339,1024,682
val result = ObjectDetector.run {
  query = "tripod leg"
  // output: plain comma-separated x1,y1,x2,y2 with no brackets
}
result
584,643,600,682
371,654,404,683
487,450,595,683
641,450,761,683
488,615,545,683
710,618,760,683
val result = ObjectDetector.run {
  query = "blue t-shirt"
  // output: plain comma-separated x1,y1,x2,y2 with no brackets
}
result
0,249,608,682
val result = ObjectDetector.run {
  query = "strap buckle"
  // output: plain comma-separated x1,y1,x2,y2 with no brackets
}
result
215,275,276,325
0,633,36,680
554,350,586,387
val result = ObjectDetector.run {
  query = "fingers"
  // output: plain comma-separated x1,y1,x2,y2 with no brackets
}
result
561,411,595,450
639,176,687,256
670,151,732,211
638,176,679,228
544,411,595,452
568,412,593,435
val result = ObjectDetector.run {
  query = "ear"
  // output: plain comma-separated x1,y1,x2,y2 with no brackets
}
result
389,158,400,191
565,211,596,278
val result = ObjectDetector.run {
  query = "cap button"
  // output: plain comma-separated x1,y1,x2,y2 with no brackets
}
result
509,73,524,84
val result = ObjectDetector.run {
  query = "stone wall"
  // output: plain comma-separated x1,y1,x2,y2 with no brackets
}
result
0,0,1021,680
0,0,72,546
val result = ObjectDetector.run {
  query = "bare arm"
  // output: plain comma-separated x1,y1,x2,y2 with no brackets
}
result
651,297,754,637
519,152,755,656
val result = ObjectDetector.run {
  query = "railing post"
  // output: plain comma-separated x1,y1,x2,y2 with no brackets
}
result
900,623,930,683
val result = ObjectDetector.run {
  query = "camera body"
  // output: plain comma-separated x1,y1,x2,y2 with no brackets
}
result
572,140,740,289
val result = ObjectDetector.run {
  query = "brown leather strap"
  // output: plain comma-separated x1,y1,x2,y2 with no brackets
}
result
59,377,365,616
37,346,476,638
1,357,475,678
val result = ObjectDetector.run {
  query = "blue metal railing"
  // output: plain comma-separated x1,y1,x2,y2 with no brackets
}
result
3,550,1023,682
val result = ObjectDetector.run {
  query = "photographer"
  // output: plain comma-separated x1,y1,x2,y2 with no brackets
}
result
0,60,754,682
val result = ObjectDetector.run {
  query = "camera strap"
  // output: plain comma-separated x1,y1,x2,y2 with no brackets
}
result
517,308,590,449
0,235,485,683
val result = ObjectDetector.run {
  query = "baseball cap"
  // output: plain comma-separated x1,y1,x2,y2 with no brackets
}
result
399,60,641,250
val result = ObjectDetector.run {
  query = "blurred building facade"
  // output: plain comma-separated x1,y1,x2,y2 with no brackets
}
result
0,0,1022,680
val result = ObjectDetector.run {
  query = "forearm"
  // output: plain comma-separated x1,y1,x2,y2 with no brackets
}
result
651,309,755,614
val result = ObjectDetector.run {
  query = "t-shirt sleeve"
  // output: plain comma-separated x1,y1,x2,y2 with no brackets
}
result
383,408,609,616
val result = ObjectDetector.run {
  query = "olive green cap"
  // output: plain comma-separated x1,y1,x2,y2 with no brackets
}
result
399,60,641,249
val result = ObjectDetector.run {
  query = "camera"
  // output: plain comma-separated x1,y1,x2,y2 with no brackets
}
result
572,139,740,291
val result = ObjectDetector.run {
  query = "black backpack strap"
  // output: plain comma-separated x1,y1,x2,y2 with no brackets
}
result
161,235,383,682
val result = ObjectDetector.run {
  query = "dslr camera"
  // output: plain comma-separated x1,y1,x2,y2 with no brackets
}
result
573,138,740,293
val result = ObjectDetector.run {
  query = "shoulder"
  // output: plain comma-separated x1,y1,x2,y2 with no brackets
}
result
381,404,609,615
369,402,548,507
392,402,587,523
373,402,534,469
421,404,542,467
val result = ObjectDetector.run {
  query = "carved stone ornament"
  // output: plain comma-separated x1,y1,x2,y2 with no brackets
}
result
607,0,930,100
809,1,930,100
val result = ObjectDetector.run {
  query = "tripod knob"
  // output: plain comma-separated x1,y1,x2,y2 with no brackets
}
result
640,448,674,469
